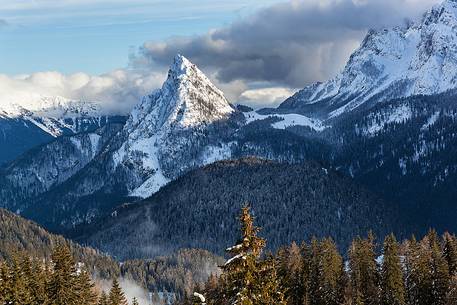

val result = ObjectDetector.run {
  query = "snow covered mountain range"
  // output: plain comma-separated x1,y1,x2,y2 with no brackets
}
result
3,0,457,236
279,0,457,119
1,96,101,135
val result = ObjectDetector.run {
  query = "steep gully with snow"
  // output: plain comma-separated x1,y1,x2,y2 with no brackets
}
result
2,0,457,242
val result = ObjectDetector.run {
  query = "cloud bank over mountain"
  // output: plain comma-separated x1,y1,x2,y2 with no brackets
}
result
136,0,439,88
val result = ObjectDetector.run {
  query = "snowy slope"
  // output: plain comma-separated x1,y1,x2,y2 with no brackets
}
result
0,122,124,214
280,0,457,119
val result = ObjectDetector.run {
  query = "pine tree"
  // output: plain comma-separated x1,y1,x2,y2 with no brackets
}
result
314,238,346,305
9,253,33,305
0,262,12,304
300,242,312,305
404,236,418,305
256,255,287,305
308,238,321,305
48,244,79,305
108,278,128,305
219,206,266,305
277,242,304,305
24,257,49,305
443,232,457,277
380,234,405,305
77,267,98,305
217,205,286,304
349,234,380,305
428,230,449,305
404,231,450,305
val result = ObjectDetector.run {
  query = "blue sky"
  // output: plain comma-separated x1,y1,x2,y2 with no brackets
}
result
0,0,282,75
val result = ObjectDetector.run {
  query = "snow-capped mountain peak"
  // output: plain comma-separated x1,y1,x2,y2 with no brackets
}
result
129,54,234,132
279,0,457,120
115,55,236,198
169,53,195,77
161,54,234,126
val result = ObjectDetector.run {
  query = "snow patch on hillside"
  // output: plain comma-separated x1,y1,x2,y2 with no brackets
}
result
421,111,441,130
88,134,101,156
244,111,327,131
201,144,232,164
129,170,170,198
364,105,412,135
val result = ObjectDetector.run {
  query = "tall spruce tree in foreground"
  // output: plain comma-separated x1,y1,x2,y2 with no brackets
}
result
219,205,265,304
219,205,285,305
380,234,405,305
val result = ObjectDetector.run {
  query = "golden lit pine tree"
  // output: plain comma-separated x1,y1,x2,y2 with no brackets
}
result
108,278,128,305
380,234,405,305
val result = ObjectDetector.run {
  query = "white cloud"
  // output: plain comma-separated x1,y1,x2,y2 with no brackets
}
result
0,69,165,114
